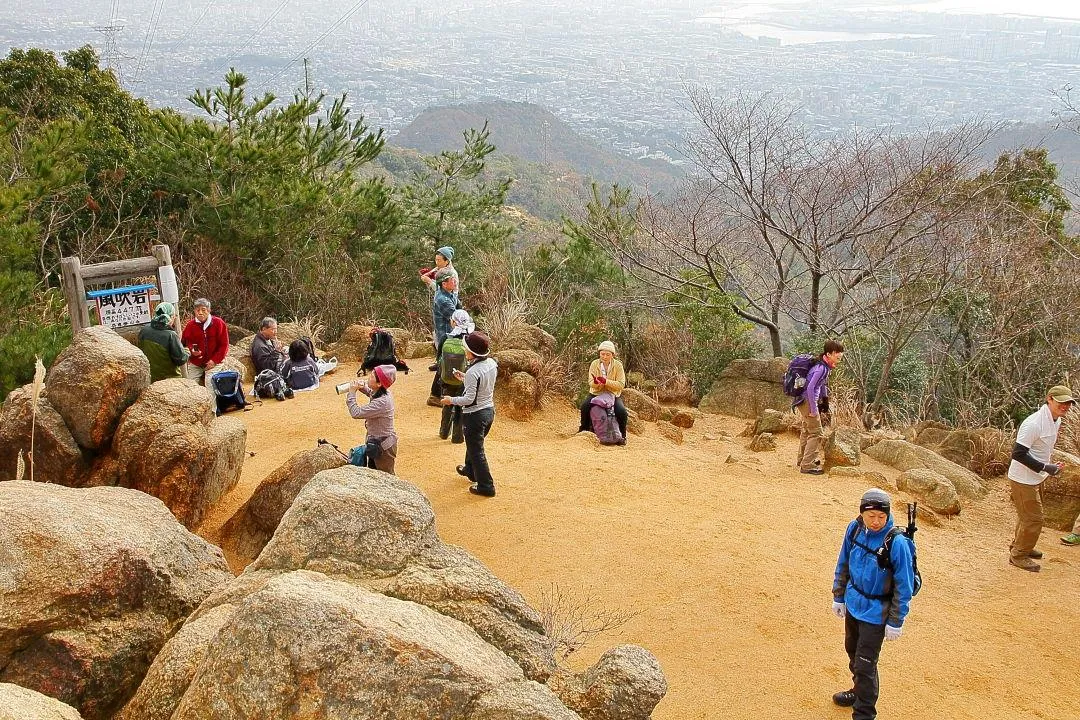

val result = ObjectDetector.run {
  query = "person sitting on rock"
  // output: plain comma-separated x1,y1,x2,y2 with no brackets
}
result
281,339,320,392
138,302,189,382
180,298,230,387
251,317,286,374
578,340,628,444
438,309,474,444
346,364,398,474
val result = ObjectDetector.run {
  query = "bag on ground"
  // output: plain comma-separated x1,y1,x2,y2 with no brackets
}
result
783,353,818,397
589,392,623,446
254,369,287,400
361,329,410,374
210,370,248,415
440,335,468,386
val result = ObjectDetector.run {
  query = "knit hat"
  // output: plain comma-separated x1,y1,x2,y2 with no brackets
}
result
154,302,175,319
464,331,490,358
436,246,455,262
598,340,617,354
373,364,397,389
435,267,457,284
450,309,475,335
859,488,891,514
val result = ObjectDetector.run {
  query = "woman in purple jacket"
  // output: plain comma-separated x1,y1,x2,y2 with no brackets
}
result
795,339,844,474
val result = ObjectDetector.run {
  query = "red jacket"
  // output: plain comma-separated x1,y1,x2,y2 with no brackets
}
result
181,315,229,368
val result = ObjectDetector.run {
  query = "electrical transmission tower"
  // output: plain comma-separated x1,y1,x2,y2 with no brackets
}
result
94,1,127,79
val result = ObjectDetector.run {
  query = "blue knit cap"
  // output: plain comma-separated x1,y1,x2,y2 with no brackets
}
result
436,246,454,262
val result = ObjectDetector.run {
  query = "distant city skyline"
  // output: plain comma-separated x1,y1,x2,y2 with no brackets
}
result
3,0,1080,162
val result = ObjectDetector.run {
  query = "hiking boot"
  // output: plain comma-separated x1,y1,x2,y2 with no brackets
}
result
1062,533,1080,546
1028,549,1043,559
426,395,442,408
469,484,496,497
283,387,294,399
456,465,471,479
1009,555,1041,572
801,467,825,475
832,690,856,707
439,407,453,440
428,363,439,372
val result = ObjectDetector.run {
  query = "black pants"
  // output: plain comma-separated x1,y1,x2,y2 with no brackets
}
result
844,613,886,720
579,395,628,439
462,407,495,491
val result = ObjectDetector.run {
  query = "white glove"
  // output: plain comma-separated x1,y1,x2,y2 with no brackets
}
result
885,625,903,641
831,601,846,619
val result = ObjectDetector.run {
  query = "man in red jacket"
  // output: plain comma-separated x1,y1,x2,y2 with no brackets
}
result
180,298,230,386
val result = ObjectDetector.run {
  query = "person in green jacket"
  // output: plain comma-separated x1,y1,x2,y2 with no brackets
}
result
138,302,189,382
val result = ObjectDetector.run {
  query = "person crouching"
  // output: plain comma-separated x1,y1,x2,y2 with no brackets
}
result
345,364,398,474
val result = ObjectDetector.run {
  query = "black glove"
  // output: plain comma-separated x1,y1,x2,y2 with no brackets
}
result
819,396,830,414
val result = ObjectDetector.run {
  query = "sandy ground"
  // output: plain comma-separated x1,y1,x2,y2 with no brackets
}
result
199,361,1079,720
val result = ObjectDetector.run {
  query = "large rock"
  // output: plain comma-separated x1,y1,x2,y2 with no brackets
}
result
825,427,862,468
89,379,246,529
670,410,695,429
656,421,683,445
506,372,540,422
44,326,151,450
896,468,961,515
499,324,557,356
118,570,567,720
0,683,84,720
0,482,230,720
1043,450,1080,531
404,340,436,359
863,439,986,499
206,354,251,384
550,645,667,720
248,467,557,681
699,357,790,419
0,385,89,486
328,323,375,361
466,682,582,720
754,408,793,435
915,425,1013,479
620,388,660,422
219,444,347,569
748,432,776,452
494,349,545,379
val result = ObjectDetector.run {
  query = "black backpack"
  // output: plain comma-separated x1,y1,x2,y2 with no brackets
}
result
847,502,922,599
210,370,248,415
254,369,287,399
361,329,409,374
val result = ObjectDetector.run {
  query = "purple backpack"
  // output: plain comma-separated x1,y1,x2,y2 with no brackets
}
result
589,393,623,446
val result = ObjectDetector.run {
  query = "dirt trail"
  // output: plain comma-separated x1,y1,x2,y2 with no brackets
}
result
199,361,1079,720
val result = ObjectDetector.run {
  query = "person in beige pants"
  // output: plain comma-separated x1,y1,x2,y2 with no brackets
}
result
795,340,845,475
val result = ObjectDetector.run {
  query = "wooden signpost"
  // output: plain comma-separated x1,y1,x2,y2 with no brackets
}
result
60,244,178,334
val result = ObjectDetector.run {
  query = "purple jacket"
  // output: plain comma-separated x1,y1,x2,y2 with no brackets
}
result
798,361,830,416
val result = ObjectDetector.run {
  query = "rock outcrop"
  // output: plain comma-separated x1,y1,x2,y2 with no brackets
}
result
0,482,231,720
825,427,862,468
0,385,90,486
119,468,666,720
754,408,794,435
219,444,347,569
749,432,776,452
621,388,660,423
699,358,790,419
506,371,541,422
549,645,668,720
494,349,545,379
44,326,150,450
499,323,557,356
90,379,246,529
896,468,961,515
1043,450,1080,531
0,683,84,720
914,424,1012,479
864,439,985,499
657,420,683,445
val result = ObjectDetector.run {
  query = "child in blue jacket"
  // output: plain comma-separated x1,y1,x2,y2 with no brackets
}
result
831,488,915,720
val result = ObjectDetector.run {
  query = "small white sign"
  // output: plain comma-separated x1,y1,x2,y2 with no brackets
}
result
96,288,152,328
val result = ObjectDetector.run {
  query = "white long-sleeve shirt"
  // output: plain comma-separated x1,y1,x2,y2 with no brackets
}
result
449,357,498,414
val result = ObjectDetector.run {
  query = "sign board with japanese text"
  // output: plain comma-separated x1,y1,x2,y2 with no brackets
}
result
86,284,156,329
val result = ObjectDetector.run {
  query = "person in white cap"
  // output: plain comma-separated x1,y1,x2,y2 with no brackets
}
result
831,488,915,720
1007,384,1076,570
577,340,628,444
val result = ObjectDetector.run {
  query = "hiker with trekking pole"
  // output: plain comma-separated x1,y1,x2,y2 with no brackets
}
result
831,488,919,720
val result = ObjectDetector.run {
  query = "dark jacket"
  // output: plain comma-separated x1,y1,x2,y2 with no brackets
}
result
138,317,189,381
251,332,285,374
432,288,460,351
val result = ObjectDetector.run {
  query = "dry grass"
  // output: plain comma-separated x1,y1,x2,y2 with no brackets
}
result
968,431,1013,478
1059,409,1080,457
538,584,641,663
826,387,867,430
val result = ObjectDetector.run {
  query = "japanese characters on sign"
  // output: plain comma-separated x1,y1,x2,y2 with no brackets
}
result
87,284,155,329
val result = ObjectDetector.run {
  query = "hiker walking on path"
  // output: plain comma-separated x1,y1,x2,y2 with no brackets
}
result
442,331,498,497
427,269,461,406
577,340,628,444
138,302,188,382
831,488,915,720
180,298,229,387
1008,384,1076,571
793,339,844,475
345,364,398,474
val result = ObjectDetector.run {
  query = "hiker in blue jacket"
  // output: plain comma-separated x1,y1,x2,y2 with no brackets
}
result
831,488,914,720
795,339,843,474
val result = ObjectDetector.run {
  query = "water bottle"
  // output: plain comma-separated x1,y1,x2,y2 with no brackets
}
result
335,382,353,395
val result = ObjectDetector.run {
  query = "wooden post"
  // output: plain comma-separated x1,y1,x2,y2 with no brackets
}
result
151,244,172,268
60,256,90,333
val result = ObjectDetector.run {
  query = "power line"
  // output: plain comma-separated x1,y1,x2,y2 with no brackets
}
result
131,0,167,87
254,0,373,93
168,0,219,53
210,0,292,77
